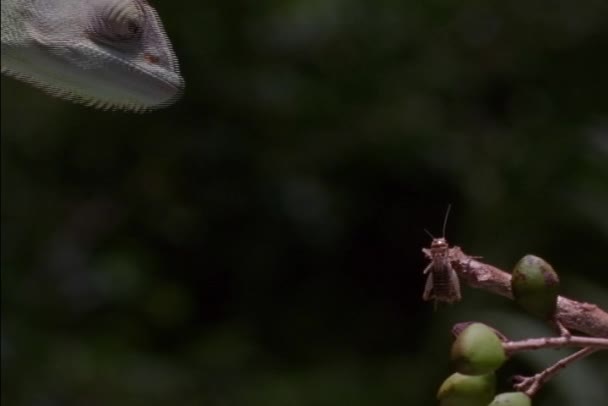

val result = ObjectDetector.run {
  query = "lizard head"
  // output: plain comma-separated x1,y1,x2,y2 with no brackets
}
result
2,0,184,112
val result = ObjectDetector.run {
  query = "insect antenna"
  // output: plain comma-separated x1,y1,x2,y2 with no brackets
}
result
441,204,452,238
424,228,435,239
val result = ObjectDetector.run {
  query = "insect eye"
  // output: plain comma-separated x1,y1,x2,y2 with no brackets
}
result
95,1,145,43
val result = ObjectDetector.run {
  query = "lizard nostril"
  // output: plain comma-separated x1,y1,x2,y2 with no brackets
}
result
144,53,160,64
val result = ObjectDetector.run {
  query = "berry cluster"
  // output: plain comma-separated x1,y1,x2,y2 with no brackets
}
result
434,254,604,405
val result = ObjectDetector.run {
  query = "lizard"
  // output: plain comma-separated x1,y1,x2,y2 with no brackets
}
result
1,0,184,112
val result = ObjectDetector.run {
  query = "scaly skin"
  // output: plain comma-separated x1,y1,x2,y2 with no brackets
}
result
1,0,184,111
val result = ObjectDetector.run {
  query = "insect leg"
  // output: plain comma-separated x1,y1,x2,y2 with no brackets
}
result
447,265,462,302
422,272,434,301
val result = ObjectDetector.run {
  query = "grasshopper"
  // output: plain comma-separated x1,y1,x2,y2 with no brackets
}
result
422,205,461,306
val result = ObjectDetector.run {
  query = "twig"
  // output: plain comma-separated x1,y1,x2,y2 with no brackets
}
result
553,319,571,338
421,246,608,338
503,335,608,354
512,347,598,396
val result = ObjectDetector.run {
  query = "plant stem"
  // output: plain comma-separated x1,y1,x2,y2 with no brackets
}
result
421,246,608,338
503,336,608,354
512,347,598,396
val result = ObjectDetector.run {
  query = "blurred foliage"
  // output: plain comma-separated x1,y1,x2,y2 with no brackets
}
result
2,1,608,405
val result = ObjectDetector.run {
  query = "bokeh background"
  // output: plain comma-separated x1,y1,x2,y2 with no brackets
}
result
2,1,608,405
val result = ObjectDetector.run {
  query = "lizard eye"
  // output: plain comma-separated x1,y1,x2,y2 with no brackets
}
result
94,1,145,43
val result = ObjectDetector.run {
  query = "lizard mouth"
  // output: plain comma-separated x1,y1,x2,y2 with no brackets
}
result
2,40,184,112
60,41,185,111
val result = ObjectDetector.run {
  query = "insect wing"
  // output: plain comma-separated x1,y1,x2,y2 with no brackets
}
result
422,259,461,304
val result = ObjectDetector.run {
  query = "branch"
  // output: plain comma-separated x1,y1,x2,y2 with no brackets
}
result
512,347,598,396
503,335,608,354
422,246,608,338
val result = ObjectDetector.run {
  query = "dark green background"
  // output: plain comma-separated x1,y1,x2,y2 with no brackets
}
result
2,1,607,405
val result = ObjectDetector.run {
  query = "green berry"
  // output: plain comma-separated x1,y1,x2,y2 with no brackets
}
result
511,255,560,320
489,392,532,405
451,323,507,375
437,372,496,406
